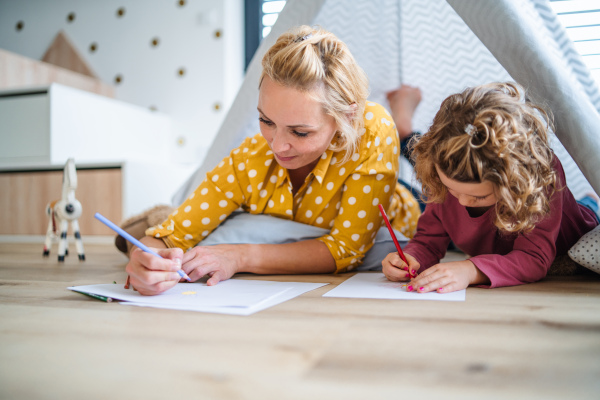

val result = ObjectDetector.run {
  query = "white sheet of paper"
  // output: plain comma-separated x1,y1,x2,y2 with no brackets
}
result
69,280,295,308
322,273,466,301
123,281,328,316
68,280,328,315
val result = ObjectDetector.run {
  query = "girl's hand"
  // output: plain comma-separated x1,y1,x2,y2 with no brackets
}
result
181,245,244,286
408,260,488,294
126,247,185,296
382,252,420,282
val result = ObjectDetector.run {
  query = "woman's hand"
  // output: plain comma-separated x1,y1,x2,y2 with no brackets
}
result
181,244,245,286
408,259,488,293
382,252,420,282
126,247,185,296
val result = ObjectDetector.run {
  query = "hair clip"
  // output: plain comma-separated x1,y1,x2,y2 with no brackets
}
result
296,33,313,42
464,124,476,136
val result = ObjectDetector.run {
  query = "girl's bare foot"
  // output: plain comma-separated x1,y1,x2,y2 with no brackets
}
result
386,85,422,140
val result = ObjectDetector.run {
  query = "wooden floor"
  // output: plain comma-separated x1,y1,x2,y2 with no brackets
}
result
1,242,600,400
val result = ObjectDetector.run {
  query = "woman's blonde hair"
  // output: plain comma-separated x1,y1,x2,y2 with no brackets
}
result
260,25,369,162
412,82,557,234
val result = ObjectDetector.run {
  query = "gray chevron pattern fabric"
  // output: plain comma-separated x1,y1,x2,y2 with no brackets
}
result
400,0,512,135
314,0,402,107
448,0,600,198
174,0,598,205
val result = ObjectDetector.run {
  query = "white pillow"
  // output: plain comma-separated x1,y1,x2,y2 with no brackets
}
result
568,224,600,274
199,211,407,271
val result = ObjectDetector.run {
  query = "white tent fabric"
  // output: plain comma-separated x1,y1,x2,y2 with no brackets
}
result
173,0,599,206
448,0,600,197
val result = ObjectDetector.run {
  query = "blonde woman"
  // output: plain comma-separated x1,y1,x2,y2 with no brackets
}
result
383,82,599,293
126,26,421,295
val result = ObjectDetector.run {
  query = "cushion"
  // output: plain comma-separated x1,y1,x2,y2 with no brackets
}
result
568,224,600,274
200,211,407,271
115,204,175,255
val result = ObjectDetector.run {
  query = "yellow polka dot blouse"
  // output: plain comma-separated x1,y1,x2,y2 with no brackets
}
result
147,102,421,272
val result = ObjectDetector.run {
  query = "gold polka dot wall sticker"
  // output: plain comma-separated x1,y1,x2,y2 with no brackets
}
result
15,21,24,31
67,12,76,22
182,291,197,295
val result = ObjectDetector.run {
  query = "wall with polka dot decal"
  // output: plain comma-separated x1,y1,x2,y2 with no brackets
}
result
0,0,244,165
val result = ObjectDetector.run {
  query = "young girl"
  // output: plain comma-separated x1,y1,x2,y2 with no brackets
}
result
383,82,599,293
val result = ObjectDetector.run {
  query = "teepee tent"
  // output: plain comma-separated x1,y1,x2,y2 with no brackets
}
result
173,0,600,206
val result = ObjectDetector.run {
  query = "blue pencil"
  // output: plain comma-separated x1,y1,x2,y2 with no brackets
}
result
94,212,192,282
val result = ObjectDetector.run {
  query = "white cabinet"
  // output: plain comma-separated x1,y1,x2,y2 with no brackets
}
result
0,91,50,165
0,83,174,167
0,84,196,220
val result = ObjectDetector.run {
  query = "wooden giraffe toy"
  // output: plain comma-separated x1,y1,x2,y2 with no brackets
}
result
43,158,85,262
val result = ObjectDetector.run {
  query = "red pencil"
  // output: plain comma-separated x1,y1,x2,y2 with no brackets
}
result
378,204,412,275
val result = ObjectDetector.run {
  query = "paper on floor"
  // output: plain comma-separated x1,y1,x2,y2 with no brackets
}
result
69,279,328,315
322,273,465,301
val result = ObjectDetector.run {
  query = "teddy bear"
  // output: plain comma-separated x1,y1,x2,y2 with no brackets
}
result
114,204,174,256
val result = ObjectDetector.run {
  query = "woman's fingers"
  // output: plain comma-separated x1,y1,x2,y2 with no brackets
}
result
181,247,238,285
155,247,184,271
129,262,181,286
134,279,179,296
132,245,240,291
182,247,197,264
126,247,183,295
207,270,226,286
181,249,217,282
132,248,182,272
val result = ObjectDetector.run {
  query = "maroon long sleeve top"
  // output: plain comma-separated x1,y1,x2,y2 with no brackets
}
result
403,159,598,288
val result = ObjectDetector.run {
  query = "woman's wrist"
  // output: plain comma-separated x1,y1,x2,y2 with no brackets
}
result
237,244,260,274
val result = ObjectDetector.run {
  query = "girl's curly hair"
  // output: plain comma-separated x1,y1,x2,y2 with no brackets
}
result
411,82,557,234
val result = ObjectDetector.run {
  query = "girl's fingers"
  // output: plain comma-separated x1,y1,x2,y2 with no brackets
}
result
435,281,460,294
416,275,453,293
382,255,410,281
409,265,463,294
408,267,444,293
384,265,410,281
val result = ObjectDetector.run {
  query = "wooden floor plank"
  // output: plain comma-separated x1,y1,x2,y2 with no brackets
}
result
1,243,599,399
